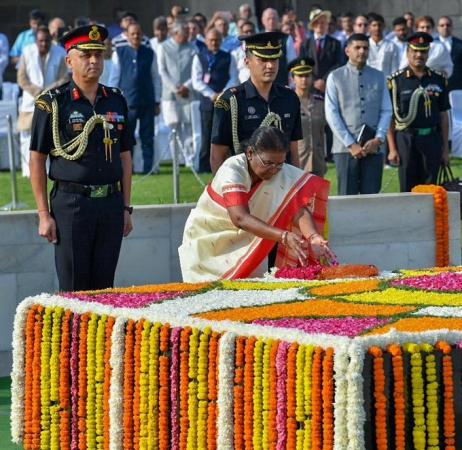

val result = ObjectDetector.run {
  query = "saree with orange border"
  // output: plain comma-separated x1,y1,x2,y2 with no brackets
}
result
179,154,329,282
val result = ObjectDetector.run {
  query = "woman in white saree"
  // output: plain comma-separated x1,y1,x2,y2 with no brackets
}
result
179,127,333,282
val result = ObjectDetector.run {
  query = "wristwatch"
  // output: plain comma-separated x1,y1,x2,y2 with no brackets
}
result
124,205,133,215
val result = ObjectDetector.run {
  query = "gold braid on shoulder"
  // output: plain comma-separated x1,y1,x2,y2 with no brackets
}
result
49,98,113,161
391,78,431,131
229,94,283,153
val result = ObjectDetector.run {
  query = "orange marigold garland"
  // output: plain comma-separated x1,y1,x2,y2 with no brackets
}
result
322,348,334,450
286,342,298,450
207,332,219,450
311,347,323,450
368,347,388,450
244,337,257,450
122,320,135,450
23,306,37,450
387,344,405,450
435,341,456,449
412,185,449,266
233,336,246,450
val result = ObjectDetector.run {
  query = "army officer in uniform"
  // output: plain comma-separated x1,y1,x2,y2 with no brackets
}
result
210,31,302,174
387,32,450,191
29,25,134,292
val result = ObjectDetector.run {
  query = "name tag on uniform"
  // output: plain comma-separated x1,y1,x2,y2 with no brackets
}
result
245,114,260,119
284,113,291,118
203,73,211,84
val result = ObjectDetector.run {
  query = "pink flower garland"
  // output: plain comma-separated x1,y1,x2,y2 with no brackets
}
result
62,291,186,308
169,327,181,450
253,317,390,337
275,264,323,280
391,272,462,292
70,313,80,450
276,341,289,450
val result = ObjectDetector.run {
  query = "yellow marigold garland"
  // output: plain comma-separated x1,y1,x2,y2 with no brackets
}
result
295,345,305,450
423,346,439,450
253,338,264,450
139,321,151,450
50,307,63,450
95,314,107,449
261,339,273,450
86,313,98,449
303,345,314,450
197,328,211,449
187,328,200,450
40,307,53,449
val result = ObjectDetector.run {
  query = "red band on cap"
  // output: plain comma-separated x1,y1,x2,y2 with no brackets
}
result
64,35,99,51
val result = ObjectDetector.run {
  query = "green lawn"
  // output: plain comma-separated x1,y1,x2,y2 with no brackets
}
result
2,158,462,209
0,378,20,450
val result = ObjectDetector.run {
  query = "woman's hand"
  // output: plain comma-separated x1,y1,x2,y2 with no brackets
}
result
308,233,336,264
285,232,308,265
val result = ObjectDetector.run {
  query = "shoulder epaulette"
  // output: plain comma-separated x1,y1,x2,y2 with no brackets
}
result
109,87,123,95
428,67,446,78
34,89,55,113
214,91,230,111
388,68,406,80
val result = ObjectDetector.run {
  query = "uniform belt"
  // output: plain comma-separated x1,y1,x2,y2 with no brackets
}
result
403,126,439,136
55,181,120,198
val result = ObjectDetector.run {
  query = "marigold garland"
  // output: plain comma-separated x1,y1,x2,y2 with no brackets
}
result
321,348,334,450
318,264,379,280
207,332,219,450
31,306,44,450
148,323,162,449
310,279,380,297
95,315,107,450
303,345,314,450
122,320,135,450
423,348,439,450
159,324,171,450
368,347,387,450
85,314,99,449
70,313,80,450
234,337,246,450
386,344,405,450
187,328,199,450
197,328,211,449
40,307,53,449
252,338,264,450
311,348,323,450
261,338,273,450
133,320,144,450
244,337,257,450
286,343,298,450
435,341,456,450
268,340,279,450
412,185,449,267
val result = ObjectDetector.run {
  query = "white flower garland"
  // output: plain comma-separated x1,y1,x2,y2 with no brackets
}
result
109,317,126,450
412,306,462,317
216,332,236,449
333,350,349,450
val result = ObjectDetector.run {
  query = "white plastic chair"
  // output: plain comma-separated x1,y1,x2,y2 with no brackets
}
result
449,90,462,158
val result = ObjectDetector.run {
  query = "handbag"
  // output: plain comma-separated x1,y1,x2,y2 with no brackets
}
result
437,164,462,213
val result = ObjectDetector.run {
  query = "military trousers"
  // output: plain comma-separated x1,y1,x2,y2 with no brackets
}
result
395,130,443,192
50,185,124,292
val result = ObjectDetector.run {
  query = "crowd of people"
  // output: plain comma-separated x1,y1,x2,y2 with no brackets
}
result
0,5,460,192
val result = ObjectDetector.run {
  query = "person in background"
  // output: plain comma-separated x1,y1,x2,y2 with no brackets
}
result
328,15,339,37
150,16,169,56
99,38,113,85
109,23,161,174
192,28,238,172
282,9,306,56
157,21,198,168
187,18,207,54
231,20,255,83
238,4,259,31
388,33,450,192
211,15,240,53
29,25,134,292
10,9,46,65
0,33,9,100
333,12,354,46
404,12,415,34
353,15,369,35
367,13,400,77
107,8,125,40
289,57,326,176
325,33,392,195
437,16,462,91
48,18,66,45
400,16,453,77
390,17,409,62
112,11,151,50
193,13,208,40
17,26,68,177
74,16,91,28
261,8,297,85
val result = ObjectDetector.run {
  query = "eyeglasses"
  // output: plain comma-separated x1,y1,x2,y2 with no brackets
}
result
254,151,284,169
439,23,452,27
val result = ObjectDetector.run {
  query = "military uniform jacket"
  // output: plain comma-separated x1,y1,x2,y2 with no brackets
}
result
30,80,134,185
211,79,303,153
387,66,450,129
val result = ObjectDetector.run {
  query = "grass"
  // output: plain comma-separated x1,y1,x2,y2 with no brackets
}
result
0,377,20,450
2,158,462,209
